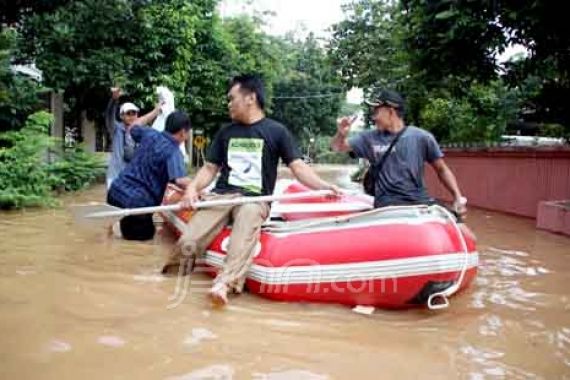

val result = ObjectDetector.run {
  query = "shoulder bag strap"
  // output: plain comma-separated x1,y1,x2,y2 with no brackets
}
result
372,126,408,174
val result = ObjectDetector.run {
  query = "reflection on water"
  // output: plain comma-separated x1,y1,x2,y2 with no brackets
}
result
1,164,569,379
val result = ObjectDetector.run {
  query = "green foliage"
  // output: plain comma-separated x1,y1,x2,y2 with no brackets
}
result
16,0,219,134
329,0,409,90
14,1,301,137
400,0,504,90
0,111,56,208
540,124,566,139
271,34,344,147
186,14,289,133
331,0,570,136
0,0,72,25
313,136,357,165
499,0,570,129
47,146,106,192
0,28,45,132
0,111,107,209
420,81,520,143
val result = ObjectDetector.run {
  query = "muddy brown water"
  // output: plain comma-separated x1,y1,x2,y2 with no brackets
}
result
1,165,569,379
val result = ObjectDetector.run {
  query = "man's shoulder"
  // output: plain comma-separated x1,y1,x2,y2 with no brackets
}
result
257,117,287,131
115,121,126,131
133,125,159,138
252,118,291,140
404,125,435,139
406,125,428,135
353,129,380,141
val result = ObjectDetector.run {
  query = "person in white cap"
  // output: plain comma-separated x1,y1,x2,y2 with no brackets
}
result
104,87,162,188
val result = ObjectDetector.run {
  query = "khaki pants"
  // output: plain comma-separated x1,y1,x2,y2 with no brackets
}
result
163,193,270,293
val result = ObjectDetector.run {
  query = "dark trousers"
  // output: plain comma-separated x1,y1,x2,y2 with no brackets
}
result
119,214,155,241
107,192,155,241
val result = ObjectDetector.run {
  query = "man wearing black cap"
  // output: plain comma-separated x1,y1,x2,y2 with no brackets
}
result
331,89,467,216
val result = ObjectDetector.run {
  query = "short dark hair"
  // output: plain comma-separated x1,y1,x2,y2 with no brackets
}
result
165,111,191,134
228,74,265,110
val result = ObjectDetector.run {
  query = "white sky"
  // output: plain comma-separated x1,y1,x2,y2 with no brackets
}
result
219,0,347,39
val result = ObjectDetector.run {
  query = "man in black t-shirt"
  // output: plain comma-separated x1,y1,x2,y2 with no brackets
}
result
162,74,340,306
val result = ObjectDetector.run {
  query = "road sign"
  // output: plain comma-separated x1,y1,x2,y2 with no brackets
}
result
193,135,206,149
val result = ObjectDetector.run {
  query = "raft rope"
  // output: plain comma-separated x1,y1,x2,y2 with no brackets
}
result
264,204,472,311
426,205,471,310
263,204,431,233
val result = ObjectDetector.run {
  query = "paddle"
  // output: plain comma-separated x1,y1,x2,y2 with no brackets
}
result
72,189,346,221
270,202,372,215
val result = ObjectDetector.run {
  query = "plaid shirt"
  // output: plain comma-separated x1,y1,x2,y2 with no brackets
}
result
107,127,186,208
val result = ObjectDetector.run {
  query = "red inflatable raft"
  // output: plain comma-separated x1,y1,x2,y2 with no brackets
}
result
161,181,478,309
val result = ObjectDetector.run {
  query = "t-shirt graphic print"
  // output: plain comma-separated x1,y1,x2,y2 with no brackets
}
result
227,138,264,194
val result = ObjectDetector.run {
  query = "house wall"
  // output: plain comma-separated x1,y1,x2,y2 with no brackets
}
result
425,147,570,219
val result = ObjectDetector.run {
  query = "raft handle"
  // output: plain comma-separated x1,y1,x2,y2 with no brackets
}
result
427,293,450,310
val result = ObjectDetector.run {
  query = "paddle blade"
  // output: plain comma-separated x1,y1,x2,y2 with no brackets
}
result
69,203,122,225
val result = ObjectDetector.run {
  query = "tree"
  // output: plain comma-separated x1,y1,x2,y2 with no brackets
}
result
0,0,72,26
329,0,408,90
329,0,423,122
0,28,44,132
271,34,344,150
330,0,568,137
400,0,504,92
15,0,234,140
499,0,569,130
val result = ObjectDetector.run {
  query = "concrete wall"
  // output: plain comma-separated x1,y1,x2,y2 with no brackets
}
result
50,92,64,141
80,111,97,153
425,147,570,219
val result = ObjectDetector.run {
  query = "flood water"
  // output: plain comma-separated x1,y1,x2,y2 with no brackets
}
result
1,165,569,379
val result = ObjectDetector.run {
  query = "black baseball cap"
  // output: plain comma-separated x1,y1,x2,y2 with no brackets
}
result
364,89,405,110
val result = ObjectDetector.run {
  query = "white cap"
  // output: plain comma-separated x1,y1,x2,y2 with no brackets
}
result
119,102,140,114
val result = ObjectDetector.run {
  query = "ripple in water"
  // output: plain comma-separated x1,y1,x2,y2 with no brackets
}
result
460,345,539,379
470,246,550,310
97,335,126,347
46,339,72,353
183,327,218,346
168,364,234,380
252,370,329,380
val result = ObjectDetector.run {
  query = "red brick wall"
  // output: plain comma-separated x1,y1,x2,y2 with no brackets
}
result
425,147,570,218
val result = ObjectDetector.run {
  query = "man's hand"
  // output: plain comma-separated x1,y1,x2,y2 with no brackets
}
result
336,115,357,137
154,101,165,114
111,87,122,100
323,182,342,199
180,186,201,210
453,196,468,218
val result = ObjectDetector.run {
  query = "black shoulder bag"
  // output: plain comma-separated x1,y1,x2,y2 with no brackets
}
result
363,126,408,196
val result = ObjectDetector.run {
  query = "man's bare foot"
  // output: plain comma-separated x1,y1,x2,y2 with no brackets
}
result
107,221,122,238
208,282,229,307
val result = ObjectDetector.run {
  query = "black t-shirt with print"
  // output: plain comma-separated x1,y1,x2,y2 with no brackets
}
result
207,118,302,196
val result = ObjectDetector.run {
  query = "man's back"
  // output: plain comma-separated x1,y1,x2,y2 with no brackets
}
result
109,127,185,208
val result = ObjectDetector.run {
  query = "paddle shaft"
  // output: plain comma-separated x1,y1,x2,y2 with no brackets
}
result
85,189,338,219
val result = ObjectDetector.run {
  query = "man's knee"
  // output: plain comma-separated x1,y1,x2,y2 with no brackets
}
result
236,203,268,222
179,237,199,257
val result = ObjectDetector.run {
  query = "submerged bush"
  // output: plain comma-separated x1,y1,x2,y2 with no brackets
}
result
0,111,56,208
0,111,105,209
47,146,105,192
